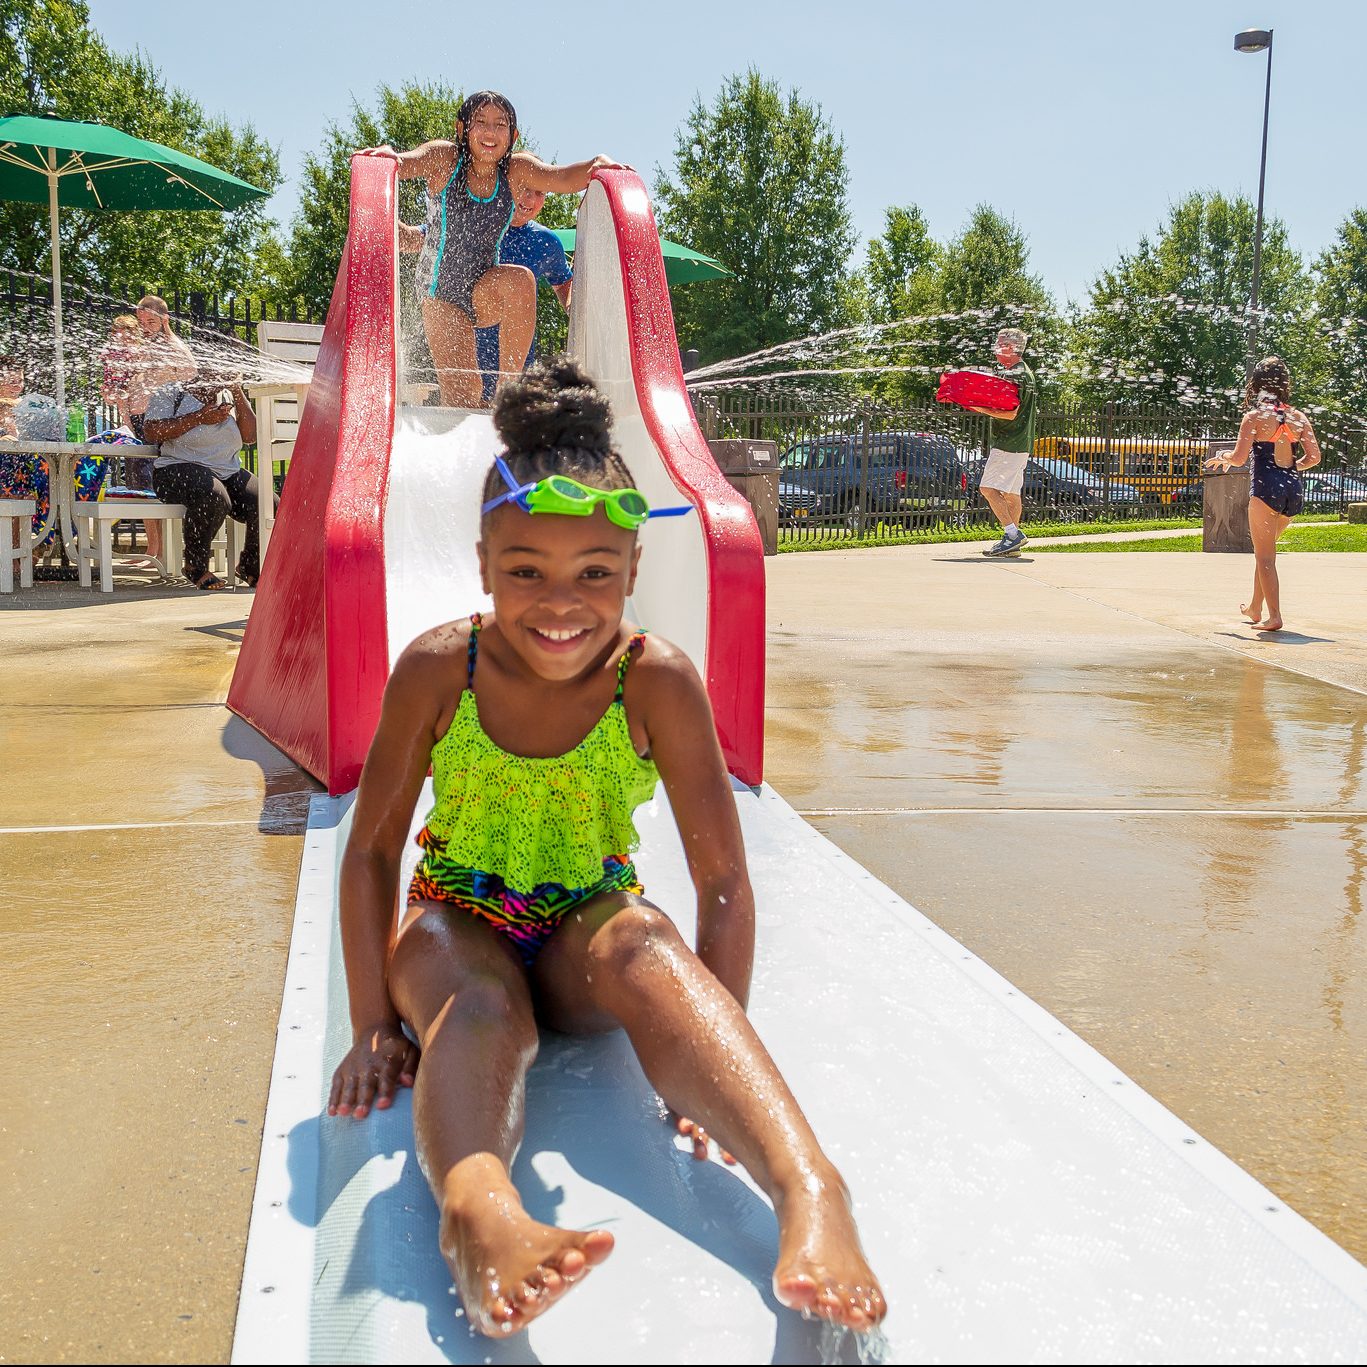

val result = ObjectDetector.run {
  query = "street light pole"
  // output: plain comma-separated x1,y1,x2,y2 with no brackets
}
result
1235,28,1274,376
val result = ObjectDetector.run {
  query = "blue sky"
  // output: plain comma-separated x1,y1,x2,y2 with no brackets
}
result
87,0,1357,305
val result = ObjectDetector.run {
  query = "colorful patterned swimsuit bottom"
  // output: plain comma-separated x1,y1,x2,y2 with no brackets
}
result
406,615,658,967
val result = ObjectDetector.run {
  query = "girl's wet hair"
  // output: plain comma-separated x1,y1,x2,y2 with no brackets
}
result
1246,355,1292,408
454,90,518,196
482,358,636,519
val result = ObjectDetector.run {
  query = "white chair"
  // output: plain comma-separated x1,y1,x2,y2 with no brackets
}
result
253,320,324,559
72,500,210,593
0,499,36,593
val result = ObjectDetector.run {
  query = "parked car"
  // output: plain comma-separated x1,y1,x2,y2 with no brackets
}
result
1303,471,1367,509
1030,456,1143,507
963,455,1141,511
778,430,968,526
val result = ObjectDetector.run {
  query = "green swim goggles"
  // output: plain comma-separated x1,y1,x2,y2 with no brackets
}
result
482,457,694,530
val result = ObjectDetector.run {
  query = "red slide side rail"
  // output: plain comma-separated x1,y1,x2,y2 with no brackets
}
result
228,155,396,794
593,170,766,784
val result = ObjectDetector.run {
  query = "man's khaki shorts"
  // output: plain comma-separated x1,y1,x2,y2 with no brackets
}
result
980,448,1028,495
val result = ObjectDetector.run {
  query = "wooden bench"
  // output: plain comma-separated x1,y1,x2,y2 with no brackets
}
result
1,499,36,593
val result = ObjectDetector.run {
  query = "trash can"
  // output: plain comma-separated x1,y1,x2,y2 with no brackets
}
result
1202,440,1252,553
708,439,779,555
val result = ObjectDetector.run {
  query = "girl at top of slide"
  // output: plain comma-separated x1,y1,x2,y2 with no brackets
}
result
327,357,886,1339
361,91,621,409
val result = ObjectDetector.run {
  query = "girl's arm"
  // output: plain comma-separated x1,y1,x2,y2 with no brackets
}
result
641,646,756,1008
509,151,626,197
329,640,448,1116
1207,412,1257,470
1293,411,1322,470
356,140,454,183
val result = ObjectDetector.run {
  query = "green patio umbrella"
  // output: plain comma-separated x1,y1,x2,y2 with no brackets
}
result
549,228,731,286
0,113,269,407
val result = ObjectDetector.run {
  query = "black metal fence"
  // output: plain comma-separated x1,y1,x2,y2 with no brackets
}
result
0,269,317,424
693,389,1367,545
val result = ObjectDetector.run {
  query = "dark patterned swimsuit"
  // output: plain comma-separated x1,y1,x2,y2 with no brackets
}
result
416,155,515,321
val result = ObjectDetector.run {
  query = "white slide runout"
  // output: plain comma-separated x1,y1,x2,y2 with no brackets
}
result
233,782,1367,1365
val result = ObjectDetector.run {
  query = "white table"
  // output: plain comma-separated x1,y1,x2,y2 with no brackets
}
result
0,439,159,559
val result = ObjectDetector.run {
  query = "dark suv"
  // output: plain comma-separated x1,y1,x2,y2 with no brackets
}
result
778,430,969,527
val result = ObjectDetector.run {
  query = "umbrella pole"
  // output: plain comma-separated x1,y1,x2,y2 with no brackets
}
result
47,148,66,412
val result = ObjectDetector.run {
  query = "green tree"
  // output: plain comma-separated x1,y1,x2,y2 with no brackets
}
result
0,0,284,300
847,203,1057,406
653,69,856,364
1313,208,1367,419
1068,192,1321,409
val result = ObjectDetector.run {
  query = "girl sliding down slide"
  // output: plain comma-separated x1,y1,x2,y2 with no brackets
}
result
360,91,621,408
328,359,886,1338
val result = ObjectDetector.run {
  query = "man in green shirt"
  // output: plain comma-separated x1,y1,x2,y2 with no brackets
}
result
969,328,1037,556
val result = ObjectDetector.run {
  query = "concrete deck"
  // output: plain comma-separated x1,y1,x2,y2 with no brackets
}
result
0,542,1363,1360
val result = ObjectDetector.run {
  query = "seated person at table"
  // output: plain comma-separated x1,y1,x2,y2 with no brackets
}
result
101,315,162,564
129,295,197,440
142,368,275,591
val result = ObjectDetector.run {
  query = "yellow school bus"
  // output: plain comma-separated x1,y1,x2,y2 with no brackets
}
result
1033,435,1209,504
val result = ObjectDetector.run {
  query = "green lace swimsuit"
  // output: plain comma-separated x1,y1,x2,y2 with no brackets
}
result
407,614,660,964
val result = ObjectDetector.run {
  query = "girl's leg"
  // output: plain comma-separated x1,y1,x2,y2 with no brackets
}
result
533,895,886,1330
421,297,482,408
1247,497,1288,630
387,905,614,1336
472,266,537,389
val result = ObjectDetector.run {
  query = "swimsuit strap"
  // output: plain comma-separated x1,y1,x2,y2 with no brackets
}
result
467,612,482,691
613,630,648,704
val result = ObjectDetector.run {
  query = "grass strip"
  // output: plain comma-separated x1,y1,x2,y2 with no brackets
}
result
1032,523,1367,553
775,512,1341,553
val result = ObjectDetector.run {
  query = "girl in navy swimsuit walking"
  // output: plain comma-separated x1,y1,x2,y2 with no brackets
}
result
1205,356,1322,633
363,92,621,409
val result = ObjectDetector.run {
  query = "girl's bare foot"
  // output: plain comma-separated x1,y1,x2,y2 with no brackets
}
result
440,1176,614,1336
1253,617,1284,632
772,1170,887,1331
1240,602,1261,623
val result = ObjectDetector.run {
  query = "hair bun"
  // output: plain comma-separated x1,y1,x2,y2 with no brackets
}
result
493,357,613,457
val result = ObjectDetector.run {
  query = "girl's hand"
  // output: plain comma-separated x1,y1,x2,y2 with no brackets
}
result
356,145,399,159
587,155,630,175
1204,455,1230,473
328,1022,419,1119
674,1114,737,1165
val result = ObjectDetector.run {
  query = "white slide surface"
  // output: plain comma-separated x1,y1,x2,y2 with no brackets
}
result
233,782,1367,1365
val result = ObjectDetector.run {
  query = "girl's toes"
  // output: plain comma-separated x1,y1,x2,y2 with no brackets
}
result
776,1270,819,1312
580,1229,615,1264
540,1266,564,1296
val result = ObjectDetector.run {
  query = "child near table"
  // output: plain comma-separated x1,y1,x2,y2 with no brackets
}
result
328,358,886,1338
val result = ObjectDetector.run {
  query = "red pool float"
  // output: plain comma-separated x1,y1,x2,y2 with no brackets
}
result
936,369,1020,410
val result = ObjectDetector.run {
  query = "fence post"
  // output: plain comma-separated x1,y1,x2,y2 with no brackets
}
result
857,405,871,537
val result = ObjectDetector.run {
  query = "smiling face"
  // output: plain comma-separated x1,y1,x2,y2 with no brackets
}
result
512,185,547,228
477,503,640,682
461,101,516,170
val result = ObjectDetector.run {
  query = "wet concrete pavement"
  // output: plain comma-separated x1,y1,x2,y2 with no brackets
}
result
768,545,1367,1264
0,542,1363,1360
0,584,320,1362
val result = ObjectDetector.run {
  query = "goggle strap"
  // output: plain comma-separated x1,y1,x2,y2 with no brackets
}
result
481,456,539,515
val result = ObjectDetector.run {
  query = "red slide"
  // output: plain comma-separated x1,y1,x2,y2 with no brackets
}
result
228,156,765,794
